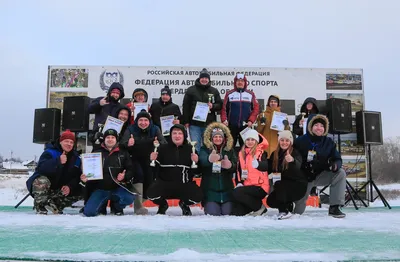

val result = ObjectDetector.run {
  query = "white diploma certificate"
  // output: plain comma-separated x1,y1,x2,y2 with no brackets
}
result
103,116,124,134
303,118,308,135
192,102,209,122
160,115,175,136
134,103,148,120
270,111,288,131
82,153,103,180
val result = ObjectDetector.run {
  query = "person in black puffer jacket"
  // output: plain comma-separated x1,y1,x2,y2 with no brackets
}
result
266,130,308,220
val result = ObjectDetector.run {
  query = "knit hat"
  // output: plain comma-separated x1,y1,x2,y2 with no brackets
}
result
103,129,118,140
161,85,171,96
136,109,151,122
60,129,75,142
278,130,293,144
243,129,259,143
211,127,225,138
199,68,211,80
268,95,280,106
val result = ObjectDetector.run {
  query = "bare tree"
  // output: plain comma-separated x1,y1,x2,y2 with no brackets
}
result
371,137,400,184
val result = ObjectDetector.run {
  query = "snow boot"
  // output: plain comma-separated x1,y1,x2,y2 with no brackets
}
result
179,200,192,216
35,204,48,215
45,199,63,214
157,202,169,215
132,183,148,215
328,205,346,218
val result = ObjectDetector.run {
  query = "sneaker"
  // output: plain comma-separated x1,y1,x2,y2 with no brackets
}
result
248,205,267,216
157,203,169,215
328,205,346,218
114,210,124,216
277,211,293,220
179,201,192,216
35,205,48,215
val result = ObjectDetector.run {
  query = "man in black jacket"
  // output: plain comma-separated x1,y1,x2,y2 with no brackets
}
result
82,129,135,217
149,85,182,134
147,124,203,216
182,68,222,152
293,114,347,218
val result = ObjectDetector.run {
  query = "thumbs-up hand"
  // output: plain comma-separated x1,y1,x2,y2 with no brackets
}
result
117,170,126,181
100,97,109,106
208,149,220,163
60,151,67,164
128,134,135,147
221,155,232,169
285,150,294,163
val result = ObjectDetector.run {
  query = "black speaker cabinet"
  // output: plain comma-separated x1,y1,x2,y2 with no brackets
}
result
62,96,91,132
326,98,352,134
33,108,61,144
280,100,296,115
356,111,383,145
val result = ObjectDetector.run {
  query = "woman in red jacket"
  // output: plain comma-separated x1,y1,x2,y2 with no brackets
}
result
231,129,270,216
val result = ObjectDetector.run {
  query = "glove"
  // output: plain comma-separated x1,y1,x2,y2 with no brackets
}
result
252,159,259,168
221,155,232,169
260,117,266,124
208,150,220,163
235,183,243,188
330,162,338,172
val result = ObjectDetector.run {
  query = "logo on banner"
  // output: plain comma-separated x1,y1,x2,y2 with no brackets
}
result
99,70,124,91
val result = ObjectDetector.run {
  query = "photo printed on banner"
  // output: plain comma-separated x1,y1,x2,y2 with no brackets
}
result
50,69,89,88
342,156,367,180
326,73,362,90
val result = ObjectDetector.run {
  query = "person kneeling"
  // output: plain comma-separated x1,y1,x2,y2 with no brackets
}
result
293,114,347,218
266,130,308,220
231,129,270,216
82,129,135,217
147,124,203,216
26,130,83,215
199,122,237,216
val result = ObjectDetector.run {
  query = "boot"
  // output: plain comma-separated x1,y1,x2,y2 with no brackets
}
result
179,200,192,216
132,183,148,215
328,205,346,218
157,202,169,215
35,204,48,215
45,199,63,214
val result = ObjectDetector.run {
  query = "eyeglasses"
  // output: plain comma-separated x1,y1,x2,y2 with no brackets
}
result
236,73,245,79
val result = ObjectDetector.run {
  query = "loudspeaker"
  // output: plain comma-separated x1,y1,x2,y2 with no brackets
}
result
326,98,352,134
33,108,61,144
356,111,383,145
62,96,91,132
280,100,296,115
316,100,328,115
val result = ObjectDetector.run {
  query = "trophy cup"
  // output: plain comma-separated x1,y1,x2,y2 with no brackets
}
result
94,124,104,144
299,112,306,128
190,141,198,168
150,140,160,167
207,94,214,113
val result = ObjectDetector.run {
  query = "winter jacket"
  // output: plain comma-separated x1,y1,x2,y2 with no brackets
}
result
149,98,182,131
199,122,237,203
26,142,82,196
221,87,259,127
154,124,198,183
293,97,319,136
294,114,342,181
268,148,308,185
86,144,135,191
236,132,270,194
182,78,222,127
88,83,125,129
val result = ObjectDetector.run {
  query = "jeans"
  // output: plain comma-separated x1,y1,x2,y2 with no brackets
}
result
189,125,206,153
83,187,135,217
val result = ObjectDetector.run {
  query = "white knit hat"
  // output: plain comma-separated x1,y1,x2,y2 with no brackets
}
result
244,129,259,143
278,130,293,144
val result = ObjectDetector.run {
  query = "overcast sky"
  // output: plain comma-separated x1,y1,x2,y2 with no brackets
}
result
1,0,399,160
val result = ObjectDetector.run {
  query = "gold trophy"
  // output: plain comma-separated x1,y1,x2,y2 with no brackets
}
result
130,98,135,116
190,141,198,168
150,140,160,167
207,94,214,113
299,112,306,128
260,105,266,126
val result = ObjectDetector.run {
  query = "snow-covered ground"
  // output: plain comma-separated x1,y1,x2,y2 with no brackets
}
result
1,173,400,262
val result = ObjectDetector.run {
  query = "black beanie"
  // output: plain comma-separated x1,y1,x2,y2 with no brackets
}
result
161,85,172,96
199,68,211,80
136,109,151,122
312,118,327,128
103,129,118,140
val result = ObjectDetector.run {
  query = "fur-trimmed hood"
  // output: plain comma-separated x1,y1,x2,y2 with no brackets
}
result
203,122,234,151
307,114,329,136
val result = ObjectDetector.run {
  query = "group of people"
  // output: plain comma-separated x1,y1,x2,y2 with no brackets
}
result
26,68,347,219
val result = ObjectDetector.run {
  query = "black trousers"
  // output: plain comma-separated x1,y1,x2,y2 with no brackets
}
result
231,186,267,216
147,180,203,206
137,158,154,199
267,180,307,212
229,124,247,150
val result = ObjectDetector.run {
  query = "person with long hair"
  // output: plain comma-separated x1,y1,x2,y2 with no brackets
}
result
231,129,270,216
266,130,308,220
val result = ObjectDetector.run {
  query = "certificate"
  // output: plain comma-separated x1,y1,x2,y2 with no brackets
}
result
103,116,124,134
82,153,103,180
160,115,175,136
134,103,148,120
192,102,209,122
303,118,308,135
270,111,288,131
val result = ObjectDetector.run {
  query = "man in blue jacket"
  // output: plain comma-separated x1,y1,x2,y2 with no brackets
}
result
293,114,347,218
26,130,83,214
